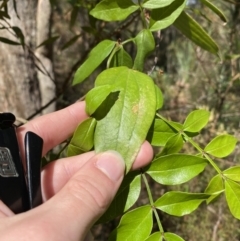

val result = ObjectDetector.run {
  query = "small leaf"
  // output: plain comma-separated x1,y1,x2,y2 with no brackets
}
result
109,205,153,241
159,133,184,156
173,11,219,55
36,35,59,48
155,191,210,216
183,110,210,132
146,119,177,147
133,29,155,71
72,40,116,85
92,67,156,172
12,26,25,47
149,0,186,31
145,232,163,241
204,134,238,158
97,171,141,223
164,233,185,241
223,166,240,182
146,154,207,185
61,34,81,51
90,0,139,21
199,0,227,23
225,179,240,220
142,0,175,9
0,37,20,45
67,117,96,156
155,85,163,110
110,46,133,68
205,174,224,204
85,85,113,116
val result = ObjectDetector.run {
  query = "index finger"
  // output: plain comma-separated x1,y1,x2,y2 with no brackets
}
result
17,101,88,156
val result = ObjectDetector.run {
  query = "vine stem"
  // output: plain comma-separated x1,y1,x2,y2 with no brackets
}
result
142,172,164,233
156,113,223,175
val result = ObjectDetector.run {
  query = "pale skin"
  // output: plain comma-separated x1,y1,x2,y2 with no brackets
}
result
0,101,153,241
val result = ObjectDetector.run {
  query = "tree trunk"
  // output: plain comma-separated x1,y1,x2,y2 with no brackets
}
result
0,0,55,119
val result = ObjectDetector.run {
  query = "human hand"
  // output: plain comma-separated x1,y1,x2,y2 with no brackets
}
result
0,101,153,241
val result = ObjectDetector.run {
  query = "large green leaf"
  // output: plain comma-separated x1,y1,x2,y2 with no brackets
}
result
204,134,238,158
223,166,240,182
88,67,156,172
155,191,210,216
109,205,153,241
90,0,139,21
225,179,240,220
67,117,96,156
146,154,207,185
173,11,219,55
146,119,177,147
145,232,163,241
199,0,227,23
205,174,224,204
183,110,210,132
159,133,183,156
98,171,141,223
149,0,186,31
142,0,175,9
133,29,155,71
72,40,116,85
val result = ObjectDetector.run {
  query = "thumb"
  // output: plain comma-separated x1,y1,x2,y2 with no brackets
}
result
42,151,125,240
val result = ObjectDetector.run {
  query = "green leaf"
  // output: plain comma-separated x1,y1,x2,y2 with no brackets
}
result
133,29,155,71
90,0,139,21
205,174,224,204
145,232,163,241
142,0,175,9
155,191,210,216
159,133,184,156
97,171,141,223
199,0,227,23
225,179,240,220
155,85,163,110
146,154,207,185
72,40,116,85
67,117,96,156
85,85,113,116
146,119,177,147
61,34,81,51
36,35,59,48
183,110,210,132
173,11,219,55
223,166,240,182
0,37,20,45
164,233,185,241
12,26,25,47
109,205,153,241
149,0,186,31
204,134,238,158
91,67,156,172
110,46,133,68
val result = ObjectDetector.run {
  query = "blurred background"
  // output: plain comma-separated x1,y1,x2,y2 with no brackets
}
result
0,0,239,240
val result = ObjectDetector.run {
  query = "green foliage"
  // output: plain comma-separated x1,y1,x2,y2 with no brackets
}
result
64,0,240,239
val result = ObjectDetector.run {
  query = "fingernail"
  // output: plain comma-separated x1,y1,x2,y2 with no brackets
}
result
95,151,125,182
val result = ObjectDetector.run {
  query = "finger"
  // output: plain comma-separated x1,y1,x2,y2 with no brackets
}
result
16,101,88,156
41,141,153,201
17,151,125,240
0,201,14,218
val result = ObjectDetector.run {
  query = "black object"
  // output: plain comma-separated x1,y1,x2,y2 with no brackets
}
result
0,113,43,213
